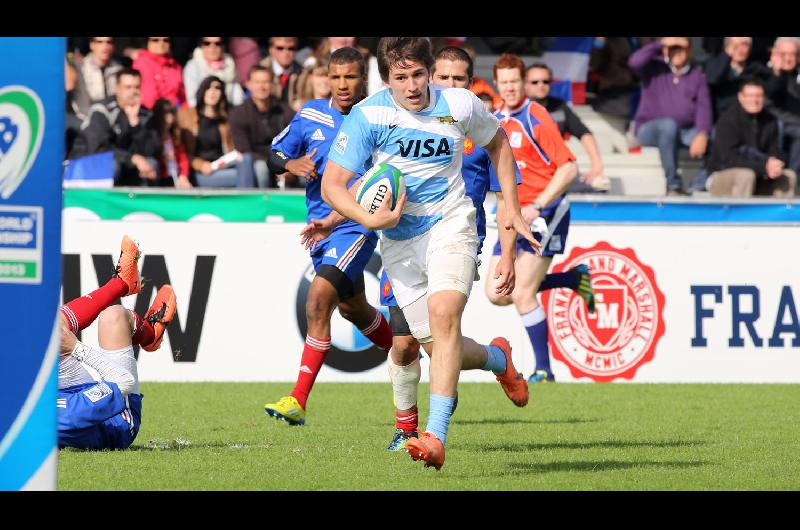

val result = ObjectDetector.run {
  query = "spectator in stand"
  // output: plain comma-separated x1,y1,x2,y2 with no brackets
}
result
260,37,303,104
765,37,800,181
292,64,331,111
132,37,186,109
229,65,295,188
629,37,712,195
151,99,192,188
183,37,244,108
70,37,124,122
178,76,255,188
525,63,609,192
705,37,770,122
68,68,161,186
229,37,263,87
588,37,641,134
303,37,384,96
707,77,796,197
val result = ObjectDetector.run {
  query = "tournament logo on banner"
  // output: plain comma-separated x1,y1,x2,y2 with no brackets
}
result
542,242,666,382
0,86,44,200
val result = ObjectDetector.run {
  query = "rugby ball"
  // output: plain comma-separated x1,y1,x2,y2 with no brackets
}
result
355,162,405,214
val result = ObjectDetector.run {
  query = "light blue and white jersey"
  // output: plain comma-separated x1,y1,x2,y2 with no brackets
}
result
328,86,500,241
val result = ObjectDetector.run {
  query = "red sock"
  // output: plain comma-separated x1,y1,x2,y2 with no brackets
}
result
360,310,393,351
131,311,156,346
396,409,419,434
290,336,330,409
60,278,128,334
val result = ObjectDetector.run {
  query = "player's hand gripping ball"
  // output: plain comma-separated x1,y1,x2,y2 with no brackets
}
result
355,163,406,214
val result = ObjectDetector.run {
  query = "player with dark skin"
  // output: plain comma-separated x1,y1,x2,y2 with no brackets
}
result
282,61,375,352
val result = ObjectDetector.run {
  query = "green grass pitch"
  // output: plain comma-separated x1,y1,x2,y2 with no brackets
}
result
57,382,800,490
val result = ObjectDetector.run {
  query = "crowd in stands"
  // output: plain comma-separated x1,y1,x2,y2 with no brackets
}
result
63,36,800,198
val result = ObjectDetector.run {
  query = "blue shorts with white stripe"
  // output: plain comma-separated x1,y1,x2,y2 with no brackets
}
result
311,225,378,284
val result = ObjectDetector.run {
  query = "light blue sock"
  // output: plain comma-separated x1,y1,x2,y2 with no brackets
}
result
482,344,507,375
425,393,455,446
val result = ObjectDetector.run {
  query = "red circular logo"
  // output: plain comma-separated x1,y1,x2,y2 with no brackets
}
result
541,241,666,382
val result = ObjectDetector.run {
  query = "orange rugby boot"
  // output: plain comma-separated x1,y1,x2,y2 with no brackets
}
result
406,431,446,470
491,337,529,407
113,235,141,295
141,285,176,352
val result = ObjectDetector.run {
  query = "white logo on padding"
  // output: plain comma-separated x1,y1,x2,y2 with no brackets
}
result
510,131,523,148
83,382,113,403
325,247,338,259
311,128,326,141
334,131,348,154
299,365,313,374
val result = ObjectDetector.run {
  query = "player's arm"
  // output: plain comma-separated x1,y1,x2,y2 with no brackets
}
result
532,109,579,210
493,191,518,295
484,129,539,250
534,159,578,209
321,160,405,230
301,179,365,250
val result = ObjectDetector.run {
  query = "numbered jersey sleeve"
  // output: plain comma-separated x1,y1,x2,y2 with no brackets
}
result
463,90,501,148
328,107,376,174
271,112,305,160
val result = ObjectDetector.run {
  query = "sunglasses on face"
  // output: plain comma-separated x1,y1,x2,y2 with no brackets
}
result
202,40,222,47
529,79,550,85
149,37,170,43
666,45,688,52
274,46,296,52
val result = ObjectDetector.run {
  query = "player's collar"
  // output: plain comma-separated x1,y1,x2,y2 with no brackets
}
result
499,97,530,117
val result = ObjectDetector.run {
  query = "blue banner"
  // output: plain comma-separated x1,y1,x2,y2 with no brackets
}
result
0,37,64,490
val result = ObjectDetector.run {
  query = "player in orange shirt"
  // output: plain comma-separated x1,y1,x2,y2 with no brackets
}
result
485,53,584,383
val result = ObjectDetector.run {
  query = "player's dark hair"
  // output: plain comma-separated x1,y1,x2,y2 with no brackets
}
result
115,67,141,83
433,46,473,79
739,76,765,92
330,46,367,77
527,62,553,78
377,37,434,82
493,53,526,81
477,92,493,102
248,64,273,81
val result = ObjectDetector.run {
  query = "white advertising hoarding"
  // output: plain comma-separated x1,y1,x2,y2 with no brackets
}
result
62,216,800,383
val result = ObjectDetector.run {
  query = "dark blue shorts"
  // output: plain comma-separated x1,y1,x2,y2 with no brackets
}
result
311,224,378,284
493,197,571,258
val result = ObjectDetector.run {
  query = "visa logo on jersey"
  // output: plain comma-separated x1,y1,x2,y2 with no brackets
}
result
395,138,452,158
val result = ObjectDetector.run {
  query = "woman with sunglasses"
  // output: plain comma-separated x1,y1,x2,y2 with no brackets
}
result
178,76,255,188
133,37,186,110
184,37,244,108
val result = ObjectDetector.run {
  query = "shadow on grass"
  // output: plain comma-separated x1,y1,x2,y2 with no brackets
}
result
454,417,598,426
468,440,707,452
506,460,711,474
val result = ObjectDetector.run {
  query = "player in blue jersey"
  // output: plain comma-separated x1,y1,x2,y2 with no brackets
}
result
320,38,537,469
262,47,394,427
58,236,176,450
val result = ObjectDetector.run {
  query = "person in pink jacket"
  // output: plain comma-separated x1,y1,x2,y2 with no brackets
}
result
132,37,186,110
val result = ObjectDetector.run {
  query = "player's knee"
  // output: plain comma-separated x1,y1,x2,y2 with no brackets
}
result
391,335,420,364
337,299,367,323
98,305,132,333
427,300,459,332
305,295,335,325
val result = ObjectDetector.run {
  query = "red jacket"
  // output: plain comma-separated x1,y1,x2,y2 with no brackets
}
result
133,50,186,110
